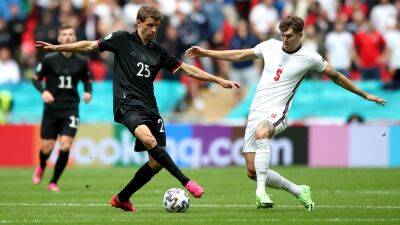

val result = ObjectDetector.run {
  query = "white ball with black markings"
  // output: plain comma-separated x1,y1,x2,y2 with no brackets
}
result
163,188,190,213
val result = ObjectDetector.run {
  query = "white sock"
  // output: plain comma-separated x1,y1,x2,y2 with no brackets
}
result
254,139,270,195
265,169,301,197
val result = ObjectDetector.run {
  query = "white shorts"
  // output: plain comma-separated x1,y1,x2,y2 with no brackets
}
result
242,110,288,153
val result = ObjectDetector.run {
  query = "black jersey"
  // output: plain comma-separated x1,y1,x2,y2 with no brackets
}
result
35,52,92,113
97,31,182,121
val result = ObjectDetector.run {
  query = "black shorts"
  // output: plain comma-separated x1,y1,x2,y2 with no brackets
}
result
40,110,79,139
116,106,166,152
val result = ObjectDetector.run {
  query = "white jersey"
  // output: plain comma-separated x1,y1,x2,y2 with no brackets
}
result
250,39,327,125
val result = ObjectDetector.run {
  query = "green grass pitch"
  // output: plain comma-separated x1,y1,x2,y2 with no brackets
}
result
1,166,399,225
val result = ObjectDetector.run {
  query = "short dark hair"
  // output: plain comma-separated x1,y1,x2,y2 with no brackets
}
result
279,15,304,33
58,23,75,32
137,5,161,22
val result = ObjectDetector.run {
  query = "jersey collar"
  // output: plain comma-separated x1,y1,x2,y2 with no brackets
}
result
282,44,302,54
133,31,154,47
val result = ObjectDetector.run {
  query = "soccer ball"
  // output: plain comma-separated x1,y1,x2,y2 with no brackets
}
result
163,188,190,213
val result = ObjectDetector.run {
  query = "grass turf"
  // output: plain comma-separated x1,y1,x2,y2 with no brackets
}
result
0,166,399,225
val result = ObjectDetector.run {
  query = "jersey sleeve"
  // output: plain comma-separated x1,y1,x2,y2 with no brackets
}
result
34,57,50,80
311,52,328,72
159,46,183,73
97,31,127,53
253,39,273,59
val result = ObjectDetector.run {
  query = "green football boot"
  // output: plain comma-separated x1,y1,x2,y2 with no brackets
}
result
256,191,274,209
297,185,314,211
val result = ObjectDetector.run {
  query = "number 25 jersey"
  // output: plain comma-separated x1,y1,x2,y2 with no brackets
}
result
97,31,182,120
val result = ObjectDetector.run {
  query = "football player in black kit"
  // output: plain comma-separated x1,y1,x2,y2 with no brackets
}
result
36,6,240,212
32,23,92,192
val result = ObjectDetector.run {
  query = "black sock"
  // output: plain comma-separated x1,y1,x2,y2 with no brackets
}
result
50,150,70,184
39,150,50,170
148,145,190,186
117,162,157,202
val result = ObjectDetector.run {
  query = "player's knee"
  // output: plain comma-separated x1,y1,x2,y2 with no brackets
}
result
60,141,72,151
42,143,55,153
255,128,269,140
143,135,157,149
255,121,274,139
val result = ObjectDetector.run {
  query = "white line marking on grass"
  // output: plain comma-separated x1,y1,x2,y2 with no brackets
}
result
1,218,400,223
0,203,400,209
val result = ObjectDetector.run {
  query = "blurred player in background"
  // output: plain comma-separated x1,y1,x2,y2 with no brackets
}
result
186,15,386,211
35,6,240,212
32,23,93,191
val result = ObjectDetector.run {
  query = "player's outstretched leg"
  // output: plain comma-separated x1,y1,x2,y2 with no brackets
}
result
135,124,204,198
148,145,205,198
264,169,314,211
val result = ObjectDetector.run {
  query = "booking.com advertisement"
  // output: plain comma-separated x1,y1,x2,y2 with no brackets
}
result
0,124,399,168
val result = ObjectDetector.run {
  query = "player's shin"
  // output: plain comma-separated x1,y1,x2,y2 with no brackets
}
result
148,145,190,186
117,162,158,202
39,150,51,170
50,150,70,184
254,139,270,195
265,169,301,197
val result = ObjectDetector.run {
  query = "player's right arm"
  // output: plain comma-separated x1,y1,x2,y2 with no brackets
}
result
32,59,55,104
185,46,258,62
35,40,99,53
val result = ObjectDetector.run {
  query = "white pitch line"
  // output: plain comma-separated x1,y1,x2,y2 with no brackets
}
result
1,218,400,223
0,202,400,209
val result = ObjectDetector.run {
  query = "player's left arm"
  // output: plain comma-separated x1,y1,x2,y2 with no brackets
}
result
323,63,386,106
177,63,240,91
81,62,93,104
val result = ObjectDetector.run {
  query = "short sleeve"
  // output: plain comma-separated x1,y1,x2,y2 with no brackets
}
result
159,47,183,73
311,52,328,72
35,57,50,80
253,40,272,59
97,31,127,53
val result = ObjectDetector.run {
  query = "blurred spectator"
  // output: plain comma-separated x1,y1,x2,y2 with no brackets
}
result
346,113,365,124
347,8,367,33
316,0,337,23
0,90,13,124
0,47,20,84
282,0,312,19
370,0,397,34
304,0,328,33
0,18,13,48
228,19,259,99
383,21,400,89
340,0,368,22
325,21,354,77
0,0,26,21
203,0,224,36
6,3,24,56
249,0,279,41
122,0,143,28
35,10,59,60
354,21,386,80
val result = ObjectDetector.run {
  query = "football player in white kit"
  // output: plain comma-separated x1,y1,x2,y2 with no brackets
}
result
185,15,386,211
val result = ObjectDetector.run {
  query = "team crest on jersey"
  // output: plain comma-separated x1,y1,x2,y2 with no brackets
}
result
104,33,113,40
36,63,42,72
